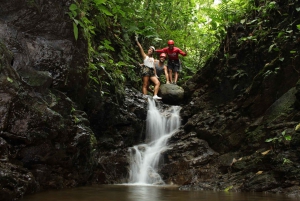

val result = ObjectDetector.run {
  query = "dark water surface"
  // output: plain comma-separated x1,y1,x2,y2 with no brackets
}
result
22,185,299,201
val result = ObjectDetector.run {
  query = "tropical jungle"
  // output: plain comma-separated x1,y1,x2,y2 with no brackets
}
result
0,0,300,200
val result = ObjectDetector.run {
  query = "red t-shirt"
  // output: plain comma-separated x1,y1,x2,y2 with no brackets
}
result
156,47,187,60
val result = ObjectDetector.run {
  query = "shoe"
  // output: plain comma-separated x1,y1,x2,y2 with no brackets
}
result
153,95,162,100
143,94,149,99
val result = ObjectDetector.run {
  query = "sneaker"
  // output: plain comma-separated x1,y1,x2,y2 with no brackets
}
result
143,94,149,99
153,95,162,100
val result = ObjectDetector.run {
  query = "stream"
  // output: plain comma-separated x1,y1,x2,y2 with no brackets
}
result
21,99,300,201
22,184,299,201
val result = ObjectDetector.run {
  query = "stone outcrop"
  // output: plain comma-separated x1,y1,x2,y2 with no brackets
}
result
0,0,88,105
159,84,184,105
0,0,93,200
0,40,95,200
158,0,300,197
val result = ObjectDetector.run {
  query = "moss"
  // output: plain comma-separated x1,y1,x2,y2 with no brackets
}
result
245,125,265,145
90,134,97,149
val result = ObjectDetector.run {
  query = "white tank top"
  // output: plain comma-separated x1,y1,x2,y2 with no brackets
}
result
144,56,154,68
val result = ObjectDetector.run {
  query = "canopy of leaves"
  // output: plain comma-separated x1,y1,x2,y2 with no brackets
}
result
69,0,266,99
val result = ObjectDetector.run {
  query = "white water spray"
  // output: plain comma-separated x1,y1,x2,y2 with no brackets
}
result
128,98,181,185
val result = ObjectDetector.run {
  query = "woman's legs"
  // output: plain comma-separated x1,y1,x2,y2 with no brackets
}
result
150,76,160,96
147,81,154,93
142,76,150,94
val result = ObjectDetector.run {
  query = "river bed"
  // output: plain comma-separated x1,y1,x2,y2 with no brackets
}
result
21,184,299,201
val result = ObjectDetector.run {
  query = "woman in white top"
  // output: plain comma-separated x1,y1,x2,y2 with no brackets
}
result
136,38,162,100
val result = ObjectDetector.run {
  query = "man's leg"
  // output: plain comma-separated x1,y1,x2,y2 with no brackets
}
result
174,72,178,84
168,69,173,83
174,61,180,84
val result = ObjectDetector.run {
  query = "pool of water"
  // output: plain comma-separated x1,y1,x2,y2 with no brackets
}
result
21,184,299,201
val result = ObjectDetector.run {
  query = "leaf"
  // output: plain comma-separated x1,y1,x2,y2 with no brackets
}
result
116,61,127,66
290,50,297,54
285,135,292,141
102,40,115,51
261,150,271,155
265,138,273,142
256,171,263,175
297,24,300,30
246,19,257,25
279,57,284,62
296,7,300,12
73,22,78,40
98,5,113,16
295,123,300,131
268,44,275,52
69,4,78,11
240,19,246,24
89,75,99,84
93,0,106,5
277,32,284,38
224,186,233,192
283,158,292,164
127,25,139,32
7,77,13,83
73,19,79,25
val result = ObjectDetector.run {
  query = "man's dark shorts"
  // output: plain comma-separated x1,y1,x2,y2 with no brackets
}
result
167,60,180,72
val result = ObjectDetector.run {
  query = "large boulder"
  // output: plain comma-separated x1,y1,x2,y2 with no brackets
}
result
159,84,184,105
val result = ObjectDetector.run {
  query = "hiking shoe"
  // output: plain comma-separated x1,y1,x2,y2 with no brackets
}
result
143,94,150,99
153,95,162,100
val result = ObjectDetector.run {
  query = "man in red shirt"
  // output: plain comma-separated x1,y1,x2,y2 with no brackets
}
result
155,40,187,84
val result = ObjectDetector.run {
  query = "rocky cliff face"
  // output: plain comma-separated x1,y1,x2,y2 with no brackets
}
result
159,0,300,197
0,1,150,200
0,0,94,200
0,0,89,100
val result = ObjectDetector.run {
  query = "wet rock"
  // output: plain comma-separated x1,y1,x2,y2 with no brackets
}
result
160,130,218,185
0,22,95,200
159,84,184,105
0,162,36,200
0,0,88,104
244,173,279,191
20,69,52,87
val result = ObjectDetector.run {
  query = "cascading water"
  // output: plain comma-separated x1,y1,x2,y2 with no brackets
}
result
128,98,181,185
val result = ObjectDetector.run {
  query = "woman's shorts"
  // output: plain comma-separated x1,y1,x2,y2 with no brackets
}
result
141,66,155,77
167,60,181,72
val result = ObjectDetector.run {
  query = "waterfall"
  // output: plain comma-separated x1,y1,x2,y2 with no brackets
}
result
128,98,181,185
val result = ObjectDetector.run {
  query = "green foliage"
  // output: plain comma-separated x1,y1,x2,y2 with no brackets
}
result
265,130,292,149
283,158,292,164
67,3,95,41
6,77,13,83
66,0,263,96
